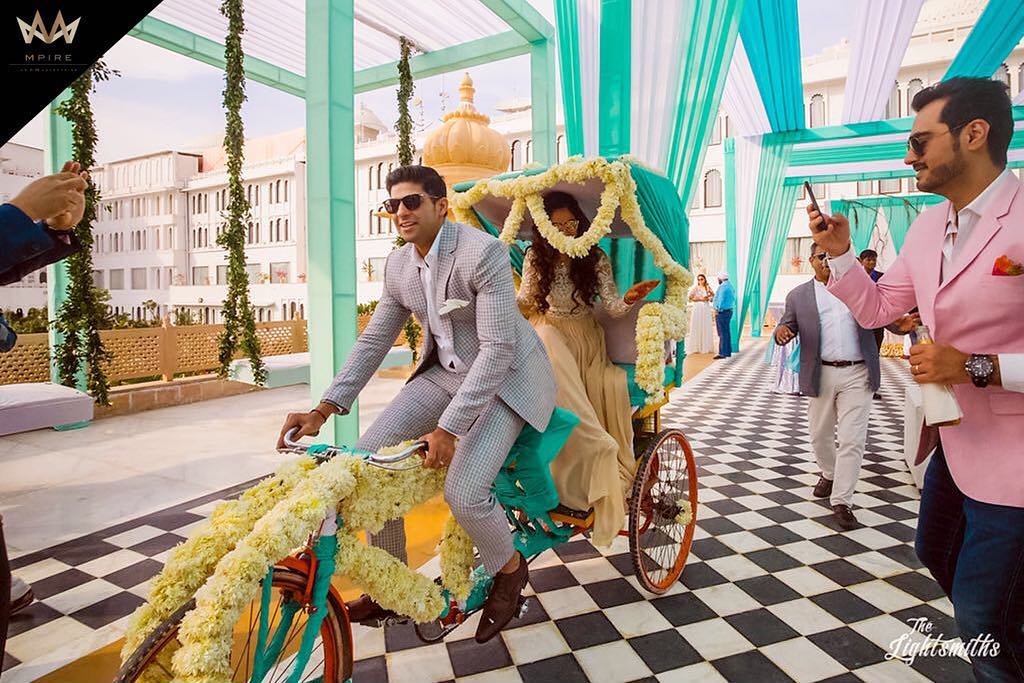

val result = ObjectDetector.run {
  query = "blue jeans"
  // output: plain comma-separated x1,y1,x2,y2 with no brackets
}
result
915,445,1024,682
715,309,733,357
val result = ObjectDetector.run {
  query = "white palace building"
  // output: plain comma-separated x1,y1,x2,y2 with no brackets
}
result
2,0,1022,324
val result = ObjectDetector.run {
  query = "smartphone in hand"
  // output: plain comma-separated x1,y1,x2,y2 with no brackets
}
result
804,181,830,233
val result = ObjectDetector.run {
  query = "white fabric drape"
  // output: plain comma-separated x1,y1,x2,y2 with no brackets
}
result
721,37,773,137
630,0,688,172
577,0,602,157
841,0,925,124
731,135,763,324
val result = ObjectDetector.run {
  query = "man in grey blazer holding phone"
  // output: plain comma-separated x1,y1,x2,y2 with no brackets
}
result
774,241,880,531
278,165,555,643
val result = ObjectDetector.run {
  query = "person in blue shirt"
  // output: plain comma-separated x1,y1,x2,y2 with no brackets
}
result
0,162,86,287
711,270,736,359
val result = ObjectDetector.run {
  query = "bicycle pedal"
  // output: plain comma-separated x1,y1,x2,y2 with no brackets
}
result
361,615,410,628
516,597,529,618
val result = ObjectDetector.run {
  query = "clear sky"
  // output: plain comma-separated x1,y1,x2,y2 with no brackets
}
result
10,0,860,163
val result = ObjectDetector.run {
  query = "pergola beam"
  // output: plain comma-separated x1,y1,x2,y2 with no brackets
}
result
354,31,529,93
477,0,554,43
128,16,306,98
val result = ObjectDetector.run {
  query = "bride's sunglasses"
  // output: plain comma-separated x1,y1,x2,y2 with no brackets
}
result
380,193,441,213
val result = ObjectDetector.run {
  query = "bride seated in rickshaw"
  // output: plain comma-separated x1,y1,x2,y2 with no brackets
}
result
517,190,659,546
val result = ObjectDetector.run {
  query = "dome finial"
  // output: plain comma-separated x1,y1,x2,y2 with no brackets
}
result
459,72,475,104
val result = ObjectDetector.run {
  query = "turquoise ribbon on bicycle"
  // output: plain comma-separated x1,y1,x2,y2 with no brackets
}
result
286,530,339,682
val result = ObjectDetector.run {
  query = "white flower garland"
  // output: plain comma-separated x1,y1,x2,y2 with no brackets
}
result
439,514,475,601
121,458,315,663
171,457,358,682
451,156,693,400
123,445,478,682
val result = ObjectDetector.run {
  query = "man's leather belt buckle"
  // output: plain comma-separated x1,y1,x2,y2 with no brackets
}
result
822,360,863,368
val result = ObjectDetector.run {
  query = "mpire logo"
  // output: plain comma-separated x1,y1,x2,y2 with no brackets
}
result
17,10,80,44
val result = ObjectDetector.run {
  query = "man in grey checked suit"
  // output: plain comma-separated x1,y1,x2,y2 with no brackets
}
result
278,165,556,643
773,241,880,531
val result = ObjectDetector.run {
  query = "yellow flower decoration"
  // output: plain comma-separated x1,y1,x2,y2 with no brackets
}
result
451,156,694,401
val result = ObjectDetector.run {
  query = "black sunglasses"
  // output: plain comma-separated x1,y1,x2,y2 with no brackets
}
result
811,252,828,262
380,193,441,213
907,121,968,157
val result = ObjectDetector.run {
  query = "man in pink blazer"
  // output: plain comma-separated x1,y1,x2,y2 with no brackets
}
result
809,77,1023,682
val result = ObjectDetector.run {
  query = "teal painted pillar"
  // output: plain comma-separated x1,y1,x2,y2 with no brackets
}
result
530,38,557,166
723,137,740,353
44,91,81,386
305,0,358,445
598,0,631,156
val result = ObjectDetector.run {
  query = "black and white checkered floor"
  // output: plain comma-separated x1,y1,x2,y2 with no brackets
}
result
4,341,973,682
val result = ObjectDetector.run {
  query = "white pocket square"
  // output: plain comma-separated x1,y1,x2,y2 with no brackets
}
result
438,298,469,316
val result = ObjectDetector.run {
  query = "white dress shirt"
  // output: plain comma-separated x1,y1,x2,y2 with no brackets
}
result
412,230,465,374
829,169,1023,392
814,279,864,362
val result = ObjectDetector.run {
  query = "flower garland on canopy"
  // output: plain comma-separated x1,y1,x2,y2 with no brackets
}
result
450,156,693,402
123,444,477,682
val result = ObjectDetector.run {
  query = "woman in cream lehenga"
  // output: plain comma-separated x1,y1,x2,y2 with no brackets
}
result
516,191,659,546
686,274,717,354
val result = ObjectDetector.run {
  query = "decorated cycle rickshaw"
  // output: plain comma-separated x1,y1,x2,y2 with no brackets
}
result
115,156,699,683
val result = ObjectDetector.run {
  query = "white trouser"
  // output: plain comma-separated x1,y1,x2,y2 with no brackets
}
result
806,364,873,506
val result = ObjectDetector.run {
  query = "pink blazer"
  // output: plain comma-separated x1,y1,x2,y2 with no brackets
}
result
829,176,1024,507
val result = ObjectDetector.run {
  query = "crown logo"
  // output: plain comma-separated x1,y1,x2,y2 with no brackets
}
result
17,10,80,45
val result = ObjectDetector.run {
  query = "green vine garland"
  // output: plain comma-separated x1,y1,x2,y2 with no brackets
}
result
53,61,116,404
395,35,421,361
216,0,266,385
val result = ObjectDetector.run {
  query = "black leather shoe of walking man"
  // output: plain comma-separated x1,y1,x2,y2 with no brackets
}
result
832,504,859,530
813,476,833,499
476,552,528,643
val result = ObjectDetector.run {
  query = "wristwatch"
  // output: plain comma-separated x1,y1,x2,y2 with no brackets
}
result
964,354,995,388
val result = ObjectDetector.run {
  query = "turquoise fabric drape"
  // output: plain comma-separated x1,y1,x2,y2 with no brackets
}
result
869,195,944,252
598,0,632,156
739,0,804,132
830,199,880,256
752,182,800,334
665,0,746,208
944,0,1024,79
554,0,584,156
738,138,793,344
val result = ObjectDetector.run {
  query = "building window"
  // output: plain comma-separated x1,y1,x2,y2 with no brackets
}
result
710,117,722,145
377,162,384,189
884,81,900,119
131,268,147,290
907,78,924,111
811,183,826,200
368,166,374,190
92,270,104,288
784,237,817,274
857,180,874,196
270,262,290,284
245,264,261,284
879,178,901,194
525,139,533,165
1018,64,1024,96
284,219,289,241
809,94,825,128
276,179,282,203
283,180,288,202
110,269,124,290
994,63,1010,88
367,257,385,282
703,170,722,208
216,265,228,285
192,266,210,286
510,140,521,171
556,135,566,163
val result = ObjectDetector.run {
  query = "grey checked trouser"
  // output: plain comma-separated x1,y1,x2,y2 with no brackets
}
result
356,374,523,574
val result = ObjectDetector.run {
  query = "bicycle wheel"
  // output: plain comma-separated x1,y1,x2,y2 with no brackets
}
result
628,428,698,594
115,565,353,683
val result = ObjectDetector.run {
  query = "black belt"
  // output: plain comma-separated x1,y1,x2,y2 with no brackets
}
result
822,360,864,367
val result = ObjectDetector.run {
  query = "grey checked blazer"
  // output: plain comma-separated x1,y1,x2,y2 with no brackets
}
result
776,279,881,397
322,220,556,436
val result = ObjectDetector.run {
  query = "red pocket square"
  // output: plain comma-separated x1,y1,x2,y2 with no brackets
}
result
992,255,1023,276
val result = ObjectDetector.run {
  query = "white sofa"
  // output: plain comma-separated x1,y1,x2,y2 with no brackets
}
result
0,382,93,436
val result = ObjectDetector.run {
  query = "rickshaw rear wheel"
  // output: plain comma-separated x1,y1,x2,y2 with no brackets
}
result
628,428,698,594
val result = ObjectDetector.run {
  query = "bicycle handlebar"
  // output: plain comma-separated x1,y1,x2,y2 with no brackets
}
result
279,428,428,468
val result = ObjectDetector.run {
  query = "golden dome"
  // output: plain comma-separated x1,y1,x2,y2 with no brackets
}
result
423,72,511,188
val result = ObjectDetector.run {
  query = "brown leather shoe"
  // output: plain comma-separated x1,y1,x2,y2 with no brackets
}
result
813,476,833,499
345,593,398,625
832,504,859,530
475,553,528,643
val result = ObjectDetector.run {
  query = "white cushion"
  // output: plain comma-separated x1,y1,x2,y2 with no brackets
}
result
0,382,93,436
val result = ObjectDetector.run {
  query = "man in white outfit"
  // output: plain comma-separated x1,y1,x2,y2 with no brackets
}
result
773,242,880,530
